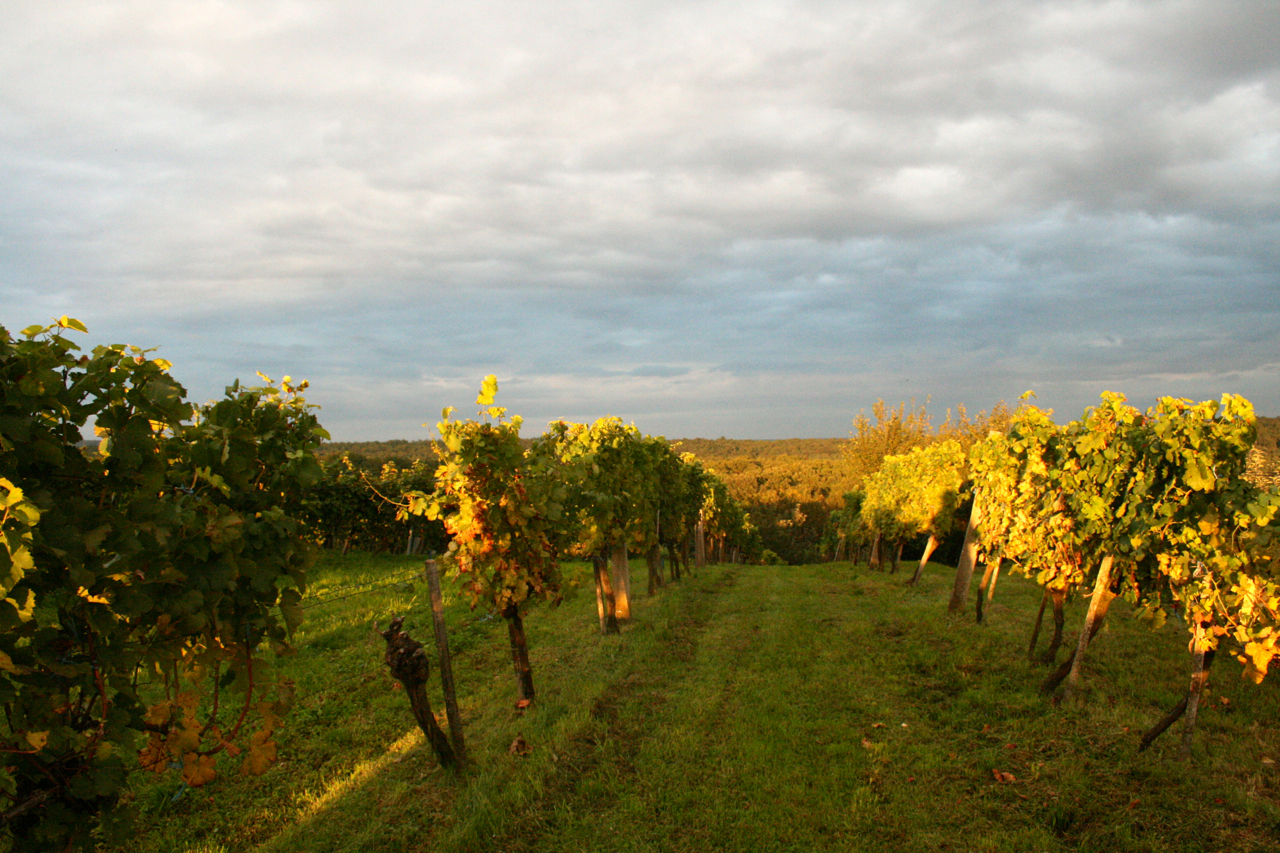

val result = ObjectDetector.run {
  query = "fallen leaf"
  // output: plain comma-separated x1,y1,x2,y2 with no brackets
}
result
992,769,1016,784
871,722,885,729
1261,757,1275,766
515,698,532,710
1004,743,1017,750
861,738,874,749
900,723,908,728
509,735,532,757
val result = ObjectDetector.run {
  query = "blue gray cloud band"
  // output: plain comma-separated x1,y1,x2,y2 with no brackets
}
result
2,1,1276,438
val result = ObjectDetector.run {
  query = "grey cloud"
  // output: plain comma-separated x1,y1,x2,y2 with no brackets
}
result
1,1,1277,438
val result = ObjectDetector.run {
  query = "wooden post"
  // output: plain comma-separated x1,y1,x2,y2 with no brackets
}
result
948,503,981,612
695,519,706,569
593,555,620,635
909,533,939,586
611,543,632,621
646,543,663,595
424,559,467,766
1062,554,1115,701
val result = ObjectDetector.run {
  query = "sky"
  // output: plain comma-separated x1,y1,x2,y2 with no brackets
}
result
2,0,1277,440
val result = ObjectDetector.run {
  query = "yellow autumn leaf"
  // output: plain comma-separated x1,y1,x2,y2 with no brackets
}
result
143,701,172,727
138,733,169,773
182,752,218,787
1241,639,1276,684
76,586,111,605
241,730,278,777
25,731,49,751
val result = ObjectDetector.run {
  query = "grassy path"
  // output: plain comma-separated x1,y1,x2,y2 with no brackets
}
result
489,564,1279,853
112,556,1279,853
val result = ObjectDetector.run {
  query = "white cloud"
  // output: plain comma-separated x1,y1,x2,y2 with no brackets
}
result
2,1,1277,437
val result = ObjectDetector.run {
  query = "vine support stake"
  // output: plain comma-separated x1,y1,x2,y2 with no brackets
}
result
425,559,467,767
1062,553,1115,702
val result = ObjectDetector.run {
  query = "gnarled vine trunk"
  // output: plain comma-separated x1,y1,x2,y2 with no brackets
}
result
1139,641,1216,754
1042,588,1068,664
504,605,536,703
380,616,457,769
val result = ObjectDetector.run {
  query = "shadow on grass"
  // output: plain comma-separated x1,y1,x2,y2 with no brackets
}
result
114,557,1280,853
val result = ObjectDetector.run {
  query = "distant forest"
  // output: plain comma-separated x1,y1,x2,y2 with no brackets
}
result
313,436,851,470
1258,415,1280,456
320,417,1280,469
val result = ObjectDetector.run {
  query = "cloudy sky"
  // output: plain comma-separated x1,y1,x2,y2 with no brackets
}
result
3,1,1277,440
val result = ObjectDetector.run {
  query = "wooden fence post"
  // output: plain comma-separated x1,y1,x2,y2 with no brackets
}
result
424,559,467,766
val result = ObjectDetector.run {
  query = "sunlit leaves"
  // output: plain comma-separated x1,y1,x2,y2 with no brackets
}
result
476,374,499,407
408,378,563,613
963,389,1279,686
0,319,325,851
863,440,966,544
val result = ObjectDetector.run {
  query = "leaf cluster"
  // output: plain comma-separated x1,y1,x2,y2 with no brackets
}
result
966,391,1280,681
0,319,327,850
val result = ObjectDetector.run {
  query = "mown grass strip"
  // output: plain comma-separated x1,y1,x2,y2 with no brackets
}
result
113,555,1279,853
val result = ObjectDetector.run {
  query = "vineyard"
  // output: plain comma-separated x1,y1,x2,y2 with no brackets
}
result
2,321,1279,852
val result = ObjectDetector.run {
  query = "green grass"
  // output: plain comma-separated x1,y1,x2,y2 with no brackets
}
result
110,554,1279,853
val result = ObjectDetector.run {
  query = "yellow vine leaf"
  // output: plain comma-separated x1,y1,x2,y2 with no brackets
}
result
75,586,111,605
242,729,278,777
181,753,217,787
1241,638,1276,684
476,374,499,406
138,733,168,773
143,701,171,727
